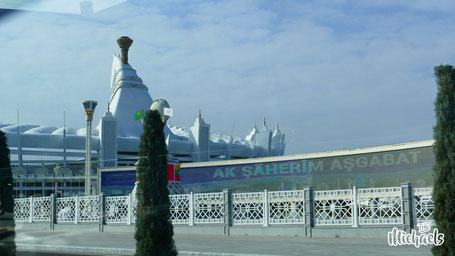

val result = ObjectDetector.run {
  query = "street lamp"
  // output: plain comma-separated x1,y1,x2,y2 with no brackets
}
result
82,100,97,195
54,163,60,195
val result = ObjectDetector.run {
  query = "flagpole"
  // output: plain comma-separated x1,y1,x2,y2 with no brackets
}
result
63,111,67,166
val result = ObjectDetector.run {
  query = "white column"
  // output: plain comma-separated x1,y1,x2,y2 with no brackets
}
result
29,196,33,223
74,195,79,224
352,186,359,227
85,120,92,196
189,192,194,226
263,189,269,227
127,193,132,225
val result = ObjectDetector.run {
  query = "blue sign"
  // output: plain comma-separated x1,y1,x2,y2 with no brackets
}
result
101,170,136,196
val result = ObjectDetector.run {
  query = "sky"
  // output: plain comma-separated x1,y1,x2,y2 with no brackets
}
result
0,0,454,155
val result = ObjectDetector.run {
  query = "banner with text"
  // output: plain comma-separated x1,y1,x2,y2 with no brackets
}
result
180,146,434,193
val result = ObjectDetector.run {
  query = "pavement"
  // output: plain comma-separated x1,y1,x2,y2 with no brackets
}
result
15,229,433,256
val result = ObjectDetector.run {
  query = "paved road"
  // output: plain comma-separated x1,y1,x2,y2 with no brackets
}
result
18,252,84,256
15,229,433,256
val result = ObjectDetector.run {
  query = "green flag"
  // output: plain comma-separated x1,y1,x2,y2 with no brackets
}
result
135,110,144,120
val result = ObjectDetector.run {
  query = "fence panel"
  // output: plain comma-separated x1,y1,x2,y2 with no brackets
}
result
268,190,305,225
14,198,31,222
105,196,129,224
32,196,52,222
57,197,76,223
414,187,434,225
314,189,353,226
358,187,402,225
78,195,100,223
170,194,190,224
14,185,432,227
232,192,264,225
194,192,224,224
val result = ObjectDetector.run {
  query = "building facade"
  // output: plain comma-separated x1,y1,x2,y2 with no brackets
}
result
3,37,286,197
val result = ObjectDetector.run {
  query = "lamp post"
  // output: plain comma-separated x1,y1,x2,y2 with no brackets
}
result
82,100,97,195
54,163,60,195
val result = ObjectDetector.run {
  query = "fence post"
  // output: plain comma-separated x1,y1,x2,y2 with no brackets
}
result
74,195,79,224
99,193,106,232
127,193,132,225
303,187,314,237
352,186,359,227
29,196,33,223
263,189,269,227
401,183,414,232
51,194,57,229
223,189,232,235
189,192,194,226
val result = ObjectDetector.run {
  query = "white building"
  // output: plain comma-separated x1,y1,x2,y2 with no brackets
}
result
2,37,286,197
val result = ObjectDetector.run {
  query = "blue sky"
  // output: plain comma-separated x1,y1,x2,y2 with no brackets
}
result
1,0,454,155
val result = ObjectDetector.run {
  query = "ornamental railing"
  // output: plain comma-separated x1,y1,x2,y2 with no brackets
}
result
269,190,305,225
314,189,353,226
194,192,224,224
13,184,434,228
414,187,434,224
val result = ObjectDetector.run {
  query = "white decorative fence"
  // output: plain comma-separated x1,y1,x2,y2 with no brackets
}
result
269,190,305,225
105,196,130,224
32,196,52,222
57,197,76,223
314,189,353,226
358,187,402,225
14,198,31,222
414,187,434,224
14,185,434,228
194,192,224,224
232,192,264,225
169,194,190,224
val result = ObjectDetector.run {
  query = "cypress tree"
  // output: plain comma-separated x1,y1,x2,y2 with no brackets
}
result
135,110,177,256
0,130,16,255
432,65,455,255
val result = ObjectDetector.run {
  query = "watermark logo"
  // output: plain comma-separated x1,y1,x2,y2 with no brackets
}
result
387,222,444,248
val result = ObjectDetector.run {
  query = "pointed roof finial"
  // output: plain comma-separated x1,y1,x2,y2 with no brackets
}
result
117,36,133,64
254,122,257,129
276,122,279,130
198,108,201,119
263,117,266,127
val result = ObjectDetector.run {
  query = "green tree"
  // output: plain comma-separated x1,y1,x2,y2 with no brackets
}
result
433,65,455,255
135,110,177,256
0,130,16,255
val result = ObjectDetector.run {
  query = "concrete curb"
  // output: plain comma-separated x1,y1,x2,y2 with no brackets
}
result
17,243,134,255
16,243,279,256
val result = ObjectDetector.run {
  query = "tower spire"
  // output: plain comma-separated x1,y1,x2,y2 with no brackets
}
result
117,36,133,64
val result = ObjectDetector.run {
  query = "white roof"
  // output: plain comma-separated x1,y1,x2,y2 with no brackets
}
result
182,140,434,168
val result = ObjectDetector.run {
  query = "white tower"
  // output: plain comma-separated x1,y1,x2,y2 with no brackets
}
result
100,110,118,167
189,110,210,162
108,36,153,138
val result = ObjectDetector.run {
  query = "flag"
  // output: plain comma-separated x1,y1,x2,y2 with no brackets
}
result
167,164,181,181
134,110,144,120
167,164,174,181
174,164,180,181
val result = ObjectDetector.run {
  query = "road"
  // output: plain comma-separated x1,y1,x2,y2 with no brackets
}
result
15,229,433,256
